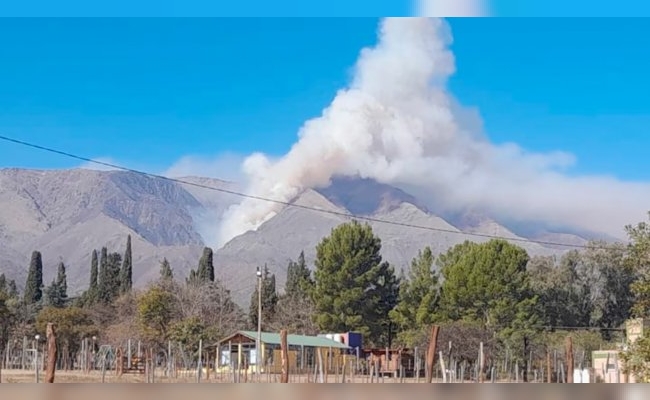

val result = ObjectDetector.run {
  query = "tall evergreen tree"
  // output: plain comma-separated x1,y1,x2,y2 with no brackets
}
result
249,265,278,330
0,273,6,293
23,250,44,305
7,280,18,298
389,246,440,346
160,258,173,280
98,248,122,304
90,249,98,291
311,221,399,347
120,235,133,294
107,252,122,301
275,252,317,334
98,247,107,287
45,261,69,308
56,261,68,300
197,247,215,283
284,250,312,299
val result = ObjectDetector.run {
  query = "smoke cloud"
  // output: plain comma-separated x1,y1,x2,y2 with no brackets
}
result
216,17,649,248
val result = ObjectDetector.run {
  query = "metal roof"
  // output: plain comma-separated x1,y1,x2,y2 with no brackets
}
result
217,330,349,349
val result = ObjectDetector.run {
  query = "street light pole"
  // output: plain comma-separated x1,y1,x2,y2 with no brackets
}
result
256,266,262,380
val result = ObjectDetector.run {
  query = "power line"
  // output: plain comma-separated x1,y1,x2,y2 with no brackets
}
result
0,134,625,251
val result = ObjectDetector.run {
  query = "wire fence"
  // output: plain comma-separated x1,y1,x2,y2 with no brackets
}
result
0,336,622,383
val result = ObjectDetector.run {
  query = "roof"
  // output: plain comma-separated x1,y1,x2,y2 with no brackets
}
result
216,330,350,349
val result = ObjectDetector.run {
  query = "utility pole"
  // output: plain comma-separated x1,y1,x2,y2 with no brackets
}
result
256,266,262,381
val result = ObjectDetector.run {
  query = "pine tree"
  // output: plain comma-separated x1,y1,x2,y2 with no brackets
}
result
249,265,278,330
160,258,173,280
120,235,133,294
0,273,6,293
90,249,98,292
197,247,214,283
311,221,399,347
23,250,44,305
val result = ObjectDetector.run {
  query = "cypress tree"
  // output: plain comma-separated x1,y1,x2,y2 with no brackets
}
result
56,261,68,303
7,280,18,298
23,250,44,305
285,250,312,299
0,273,6,293
160,258,173,280
103,252,122,302
197,247,214,283
97,247,109,303
120,235,133,294
90,249,98,292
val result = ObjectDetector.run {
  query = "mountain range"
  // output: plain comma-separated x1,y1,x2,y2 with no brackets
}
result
0,168,611,306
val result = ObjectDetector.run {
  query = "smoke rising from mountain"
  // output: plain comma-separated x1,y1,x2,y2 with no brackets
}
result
216,17,649,248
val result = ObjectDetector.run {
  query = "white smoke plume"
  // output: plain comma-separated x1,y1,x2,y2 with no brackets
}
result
217,17,650,248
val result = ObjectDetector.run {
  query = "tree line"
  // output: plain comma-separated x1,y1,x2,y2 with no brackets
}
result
2,214,650,378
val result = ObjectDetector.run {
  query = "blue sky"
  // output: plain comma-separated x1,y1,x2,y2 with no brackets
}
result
1,18,650,181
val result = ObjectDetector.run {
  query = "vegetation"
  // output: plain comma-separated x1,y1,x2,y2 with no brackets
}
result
4,212,650,379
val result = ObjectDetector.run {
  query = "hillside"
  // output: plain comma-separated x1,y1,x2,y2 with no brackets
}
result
0,167,597,306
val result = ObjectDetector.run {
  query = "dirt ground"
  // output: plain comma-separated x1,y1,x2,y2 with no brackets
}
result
1,368,486,383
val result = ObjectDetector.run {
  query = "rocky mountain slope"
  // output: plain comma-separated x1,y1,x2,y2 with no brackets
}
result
0,168,600,306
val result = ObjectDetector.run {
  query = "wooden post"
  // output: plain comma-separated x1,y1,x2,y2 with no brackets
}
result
425,325,440,383
45,323,57,383
565,336,574,383
478,342,484,383
546,349,551,383
118,347,124,377
280,329,289,383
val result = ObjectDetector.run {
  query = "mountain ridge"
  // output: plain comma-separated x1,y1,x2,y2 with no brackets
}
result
0,167,606,305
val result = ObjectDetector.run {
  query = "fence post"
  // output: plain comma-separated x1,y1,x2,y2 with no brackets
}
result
45,323,57,383
197,339,203,383
478,342,485,383
280,330,289,383
425,325,439,383
565,336,574,383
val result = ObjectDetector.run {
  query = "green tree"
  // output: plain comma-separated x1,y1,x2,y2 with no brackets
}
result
198,247,215,283
0,285,17,357
120,234,133,294
626,212,650,317
90,249,98,290
437,239,541,375
249,265,278,330
284,251,313,298
23,250,44,305
389,246,440,347
274,253,317,334
137,286,177,350
35,306,98,365
82,249,99,305
7,279,18,298
311,220,399,347
169,316,210,357
98,248,122,304
160,258,173,280
621,330,650,382
44,261,68,308
582,242,634,333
